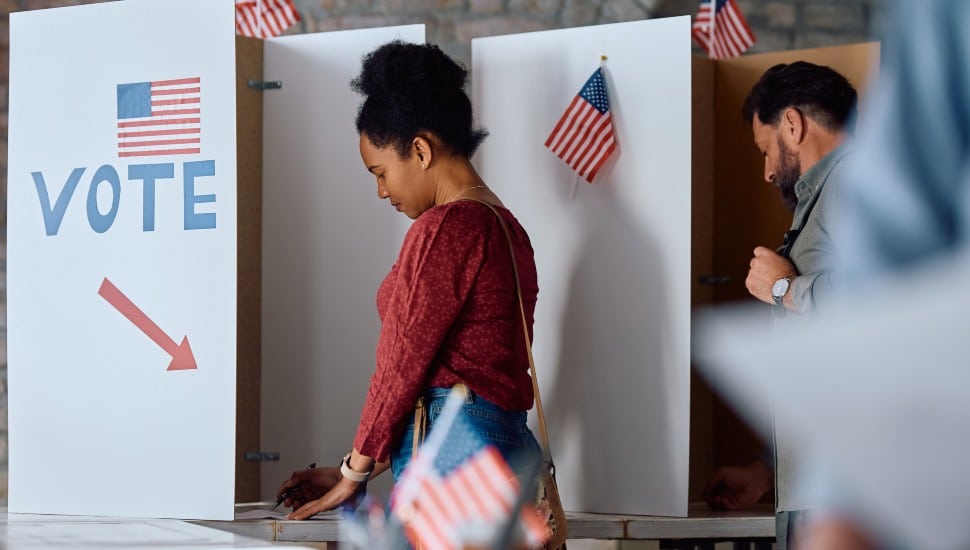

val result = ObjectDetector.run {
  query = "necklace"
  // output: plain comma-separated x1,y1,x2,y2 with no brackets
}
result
454,184,488,200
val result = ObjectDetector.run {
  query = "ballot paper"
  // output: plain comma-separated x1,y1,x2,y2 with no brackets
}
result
233,509,339,521
694,253,970,549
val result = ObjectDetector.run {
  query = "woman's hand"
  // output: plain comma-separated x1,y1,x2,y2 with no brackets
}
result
287,476,365,520
275,466,341,511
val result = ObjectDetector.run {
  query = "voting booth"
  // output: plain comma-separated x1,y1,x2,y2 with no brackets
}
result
689,42,880,506
7,0,421,520
472,17,693,516
8,0,256,519
6,0,881,524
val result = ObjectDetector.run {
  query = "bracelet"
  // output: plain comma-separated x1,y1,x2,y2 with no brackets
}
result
340,453,371,483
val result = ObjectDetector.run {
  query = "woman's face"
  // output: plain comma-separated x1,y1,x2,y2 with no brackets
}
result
359,133,434,219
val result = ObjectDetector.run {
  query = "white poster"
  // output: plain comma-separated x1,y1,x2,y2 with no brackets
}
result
7,0,238,519
259,25,425,500
472,16,692,516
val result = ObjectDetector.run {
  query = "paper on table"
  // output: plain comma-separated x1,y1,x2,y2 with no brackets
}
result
234,508,340,521
694,253,970,550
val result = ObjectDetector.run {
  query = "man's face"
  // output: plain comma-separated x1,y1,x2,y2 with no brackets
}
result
752,116,801,212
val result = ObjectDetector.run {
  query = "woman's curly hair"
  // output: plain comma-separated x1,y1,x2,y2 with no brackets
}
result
351,40,488,158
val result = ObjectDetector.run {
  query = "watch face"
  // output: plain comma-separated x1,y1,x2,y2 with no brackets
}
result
772,277,790,297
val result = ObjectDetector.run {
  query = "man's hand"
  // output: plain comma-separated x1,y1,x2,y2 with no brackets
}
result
746,246,797,305
703,459,774,511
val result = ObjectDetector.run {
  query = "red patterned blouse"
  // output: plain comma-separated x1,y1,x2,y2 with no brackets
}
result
353,200,538,462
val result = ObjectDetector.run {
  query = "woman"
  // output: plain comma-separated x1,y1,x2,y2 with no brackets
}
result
276,40,541,520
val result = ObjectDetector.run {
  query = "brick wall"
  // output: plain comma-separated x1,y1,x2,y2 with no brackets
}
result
0,0,884,503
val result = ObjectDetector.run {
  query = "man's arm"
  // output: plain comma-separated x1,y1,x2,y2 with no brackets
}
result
746,246,799,309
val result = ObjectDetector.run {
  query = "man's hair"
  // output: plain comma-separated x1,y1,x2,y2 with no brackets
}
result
742,61,858,133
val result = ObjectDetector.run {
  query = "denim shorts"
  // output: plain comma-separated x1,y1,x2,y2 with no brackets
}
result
390,387,542,482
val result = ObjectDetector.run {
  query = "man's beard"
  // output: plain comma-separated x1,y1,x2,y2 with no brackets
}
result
775,137,801,212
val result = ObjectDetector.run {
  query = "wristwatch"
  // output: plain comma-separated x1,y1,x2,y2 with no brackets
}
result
340,453,371,483
771,276,791,307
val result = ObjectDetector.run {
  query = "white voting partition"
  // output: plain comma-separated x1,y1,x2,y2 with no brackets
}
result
7,0,238,519
260,25,424,500
472,16,692,516
695,254,970,550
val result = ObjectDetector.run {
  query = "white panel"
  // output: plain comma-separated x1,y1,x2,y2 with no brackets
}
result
472,16,692,516
696,255,970,550
260,25,425,500
7,0,237,519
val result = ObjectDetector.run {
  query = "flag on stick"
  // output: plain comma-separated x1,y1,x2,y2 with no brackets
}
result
392,389,549,550
692,0,756,59
544,64,616,184
235,0,301,38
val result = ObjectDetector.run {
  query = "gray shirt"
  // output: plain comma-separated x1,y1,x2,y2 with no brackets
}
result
782,145,851,315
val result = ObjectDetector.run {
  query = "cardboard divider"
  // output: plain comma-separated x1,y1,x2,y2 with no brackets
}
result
234,35,264,503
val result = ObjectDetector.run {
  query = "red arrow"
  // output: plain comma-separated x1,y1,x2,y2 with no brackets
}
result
98,277,198,371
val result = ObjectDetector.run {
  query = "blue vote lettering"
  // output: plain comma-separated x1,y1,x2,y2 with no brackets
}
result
31,161,218,235
128,163,175,232
86,165,121,233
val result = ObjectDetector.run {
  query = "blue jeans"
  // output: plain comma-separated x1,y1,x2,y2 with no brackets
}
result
390,387,542,482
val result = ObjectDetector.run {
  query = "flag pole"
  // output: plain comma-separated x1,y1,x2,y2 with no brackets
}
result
489,453,543,550
571,54,610,196
708,0,717,59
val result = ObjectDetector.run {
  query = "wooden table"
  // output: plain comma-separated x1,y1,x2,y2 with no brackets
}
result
197,503,775,549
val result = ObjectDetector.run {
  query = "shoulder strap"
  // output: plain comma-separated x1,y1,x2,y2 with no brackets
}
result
778,192,822,259
461,199,554,462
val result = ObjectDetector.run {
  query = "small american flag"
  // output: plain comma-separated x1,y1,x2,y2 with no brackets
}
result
234,0,301,39
545,66,616,184
692,0,756,59
117,77,201,158
392,390,549,550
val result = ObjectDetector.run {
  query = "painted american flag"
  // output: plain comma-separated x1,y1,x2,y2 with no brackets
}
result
545,66,616,184
116,77,201,158
392,390,549,550
234,0,301,39
692,0,756,59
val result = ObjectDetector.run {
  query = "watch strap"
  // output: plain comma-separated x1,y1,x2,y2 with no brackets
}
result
340,453,371,483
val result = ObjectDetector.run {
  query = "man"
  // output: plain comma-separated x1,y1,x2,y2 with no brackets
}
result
742,61,857,314
796,1,970,548
704,61,858,548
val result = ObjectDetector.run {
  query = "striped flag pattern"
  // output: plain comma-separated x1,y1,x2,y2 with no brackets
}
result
392,390,549,550
117,77,201,158
692,0,756,59
235,0,301,39
544,66,616,183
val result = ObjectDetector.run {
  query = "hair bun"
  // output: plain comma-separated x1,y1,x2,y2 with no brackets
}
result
353,40,467,100
352,40,488,158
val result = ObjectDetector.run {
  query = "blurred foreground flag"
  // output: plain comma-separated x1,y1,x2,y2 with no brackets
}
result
544,64,616,184
392,389,549,550
234,0,300,38
692,0,756,59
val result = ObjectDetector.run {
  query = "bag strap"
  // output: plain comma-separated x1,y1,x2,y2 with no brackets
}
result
462,199,554,463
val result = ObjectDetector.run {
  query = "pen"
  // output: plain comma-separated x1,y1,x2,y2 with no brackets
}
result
272,462,317,510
